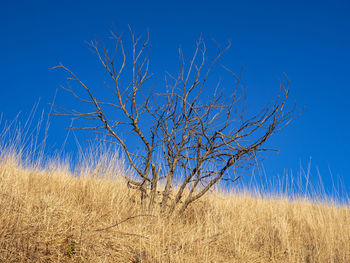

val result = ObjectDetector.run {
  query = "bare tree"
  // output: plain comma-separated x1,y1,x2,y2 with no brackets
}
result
53,29,297,215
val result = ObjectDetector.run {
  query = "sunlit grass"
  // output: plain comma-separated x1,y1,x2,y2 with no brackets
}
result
0,114,349,262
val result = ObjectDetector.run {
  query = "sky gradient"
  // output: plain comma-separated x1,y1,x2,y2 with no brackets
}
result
1,0,349,198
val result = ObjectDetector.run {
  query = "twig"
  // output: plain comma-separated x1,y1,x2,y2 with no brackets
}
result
95,214,155,232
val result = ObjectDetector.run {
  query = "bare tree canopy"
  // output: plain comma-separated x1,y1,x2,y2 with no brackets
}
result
53,29,297,215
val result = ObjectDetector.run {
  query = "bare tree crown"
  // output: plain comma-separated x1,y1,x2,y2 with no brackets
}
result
53,29,296,215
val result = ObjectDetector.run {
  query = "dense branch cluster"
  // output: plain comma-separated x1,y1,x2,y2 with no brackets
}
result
54,29,296,214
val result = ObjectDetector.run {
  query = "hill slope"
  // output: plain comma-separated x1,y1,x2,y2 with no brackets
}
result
0,154,349,262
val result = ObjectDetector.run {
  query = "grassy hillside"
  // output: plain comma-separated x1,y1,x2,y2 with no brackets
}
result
0,152,349,263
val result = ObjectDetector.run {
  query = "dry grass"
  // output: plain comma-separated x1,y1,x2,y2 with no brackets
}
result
0,152,349,262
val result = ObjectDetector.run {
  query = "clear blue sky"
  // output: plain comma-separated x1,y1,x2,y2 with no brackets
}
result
1,0,349,198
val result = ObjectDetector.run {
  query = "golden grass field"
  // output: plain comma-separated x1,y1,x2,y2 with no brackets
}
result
0,149,349,262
